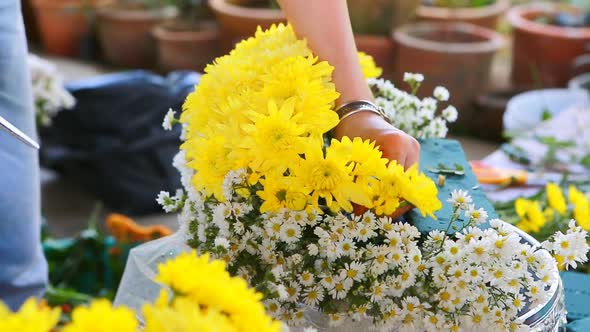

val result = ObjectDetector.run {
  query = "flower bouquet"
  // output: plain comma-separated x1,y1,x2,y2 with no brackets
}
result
1,251,282,332
27,54,75,127
115,24,589,331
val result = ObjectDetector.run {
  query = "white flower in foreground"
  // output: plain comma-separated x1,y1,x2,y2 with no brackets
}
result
156,191,177,212
403,72,424,83
442,105,458,122
543,220,590,269
447,189,472,210
214,237,230,249
162,108,176,131
433,86,450,101
465,205,488,225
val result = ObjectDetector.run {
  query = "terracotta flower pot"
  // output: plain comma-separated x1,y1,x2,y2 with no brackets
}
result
393,22,504,134
22,0,40,43
31,0,111,57
416,0,510,30
153,21,220,73
355,35,396,80
508,3,590,89
348,0,419,35
209,0,285,53
96,5,177,68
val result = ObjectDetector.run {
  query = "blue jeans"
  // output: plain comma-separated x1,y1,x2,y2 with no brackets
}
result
0,0,47,310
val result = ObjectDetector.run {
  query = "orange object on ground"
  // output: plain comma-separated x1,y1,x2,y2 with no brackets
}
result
470,161,529,185
106,213,172,243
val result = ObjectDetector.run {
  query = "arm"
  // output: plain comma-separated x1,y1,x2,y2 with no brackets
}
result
279,0,420,168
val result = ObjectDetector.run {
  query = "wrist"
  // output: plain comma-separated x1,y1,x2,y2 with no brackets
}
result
332,111,385,140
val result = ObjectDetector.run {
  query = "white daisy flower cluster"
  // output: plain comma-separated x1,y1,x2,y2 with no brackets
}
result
28,54,75,127
160,148,590,332
542,220,589,270
369,73,458,139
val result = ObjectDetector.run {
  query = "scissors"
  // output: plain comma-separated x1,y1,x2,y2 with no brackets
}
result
0,114,40,149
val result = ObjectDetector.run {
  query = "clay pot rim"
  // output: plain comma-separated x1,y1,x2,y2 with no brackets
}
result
354,34,395,47
393,22,505,54
209,0,285,21
152,21,219,42
417,0,510,20
97,4,178,20
568,73,590,90
31,0,112,10
507,3,590,39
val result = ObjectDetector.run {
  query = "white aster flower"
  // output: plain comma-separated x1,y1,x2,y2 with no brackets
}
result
442,105,458,122
433,86,450,101
447,189,472,210
279,222,302,244
214,237,230,249
465,205,488,225
302,286,324,306
162,108,176,131
403,72,424,83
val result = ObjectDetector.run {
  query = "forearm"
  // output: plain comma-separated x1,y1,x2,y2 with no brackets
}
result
278,0,373,106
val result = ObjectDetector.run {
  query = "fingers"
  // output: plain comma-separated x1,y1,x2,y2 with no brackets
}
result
378,130,421,170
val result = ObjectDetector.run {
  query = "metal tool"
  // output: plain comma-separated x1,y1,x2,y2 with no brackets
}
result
0,114,39,149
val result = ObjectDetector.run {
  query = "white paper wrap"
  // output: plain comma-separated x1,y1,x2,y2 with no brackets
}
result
114,232,190,320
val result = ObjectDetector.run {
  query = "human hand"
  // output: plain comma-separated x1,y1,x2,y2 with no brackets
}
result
332,111,421,169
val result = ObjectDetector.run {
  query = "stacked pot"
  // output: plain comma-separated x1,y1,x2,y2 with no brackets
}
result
390,0,509,139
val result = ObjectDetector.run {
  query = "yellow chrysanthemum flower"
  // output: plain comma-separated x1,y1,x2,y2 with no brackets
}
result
515,199,546,233
155,251,281,332
257,173,309,213
364,162,404,216
294,143,371,213
358,51,383,79
241,98,318,175
327,136,388,187
546,183,567,215
399,164,442,218
143,292,238,332
569,186,590,230
62,299,138,332
0,298,60,332
181,24,340,200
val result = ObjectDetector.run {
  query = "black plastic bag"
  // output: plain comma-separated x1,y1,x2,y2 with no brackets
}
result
40,70,200,215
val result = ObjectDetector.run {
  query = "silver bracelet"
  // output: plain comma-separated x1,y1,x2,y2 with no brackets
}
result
336,100,387,122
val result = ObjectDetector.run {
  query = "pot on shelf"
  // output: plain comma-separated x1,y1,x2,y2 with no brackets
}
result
96,4,177,68
152,21,220,73
508,3,590,89
348,0,419,80
209,0,285,53
416,0,510,30
31,0,111,57
393,22,505,135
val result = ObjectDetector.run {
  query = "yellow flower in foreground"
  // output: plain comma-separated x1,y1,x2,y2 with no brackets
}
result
62,299,137,332
241,99,317,175
515,199,546,233
144,293,237,332
155,251,281,332
0,298,60,332
569,186,590,230
257,174,309,213
358,51,383,79
294,143,370,213
400,164,442,218
546,183,567,215
327,136,388,186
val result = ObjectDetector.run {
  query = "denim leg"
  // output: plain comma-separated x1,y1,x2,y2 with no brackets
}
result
0,0,47,310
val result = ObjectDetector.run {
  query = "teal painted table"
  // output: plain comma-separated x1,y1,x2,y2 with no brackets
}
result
408,139,497,233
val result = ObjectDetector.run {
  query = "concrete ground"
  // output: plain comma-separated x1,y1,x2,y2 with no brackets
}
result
41,55,501,238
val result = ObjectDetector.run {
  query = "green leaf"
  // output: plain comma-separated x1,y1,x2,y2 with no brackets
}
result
581,154,590,169
541,109,552,121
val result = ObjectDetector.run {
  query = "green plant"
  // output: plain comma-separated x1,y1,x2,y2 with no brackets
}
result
163,0,213,22
425,0,496,8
